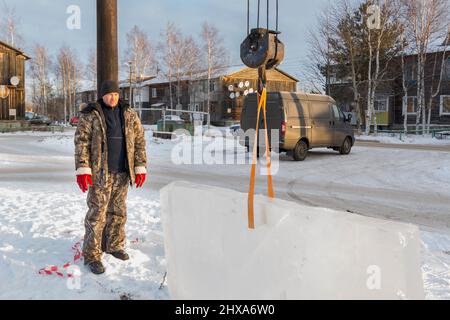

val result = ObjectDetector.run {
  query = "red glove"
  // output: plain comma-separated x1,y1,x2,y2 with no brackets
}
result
135,174,146,188
77,174,93,193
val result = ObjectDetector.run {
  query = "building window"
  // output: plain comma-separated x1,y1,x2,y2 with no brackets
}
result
331,104,344,121
446,57,450,80
403,96,417,115
405,63,417,81
152,88,157,98
374,97,389,112
210,81,216,92
0,52,5,83
440,95,450,116
189,104,200,112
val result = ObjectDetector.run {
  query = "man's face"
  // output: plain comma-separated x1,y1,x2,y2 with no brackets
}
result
102,92,119,107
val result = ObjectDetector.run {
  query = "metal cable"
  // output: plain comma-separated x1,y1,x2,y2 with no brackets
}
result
257,0,260,28
247,0,250,35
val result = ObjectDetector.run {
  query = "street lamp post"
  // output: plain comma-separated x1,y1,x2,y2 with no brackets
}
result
126,61,134,105
97,0,118,98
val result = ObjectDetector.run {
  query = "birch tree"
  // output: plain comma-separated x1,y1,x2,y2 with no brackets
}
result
400,28,410,134
426,29,449,133
326,0,367,132
200,22,229,127
159,23,200,111
85,48,97,95
29,45,51,116
364,0,403,135
56,46,82,124
158,22,180,109
123,25,156,113
401,0,449,134
305,1,336,96
0,2,23,47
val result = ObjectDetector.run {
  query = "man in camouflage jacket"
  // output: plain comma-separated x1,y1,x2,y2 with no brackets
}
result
74,80,147,275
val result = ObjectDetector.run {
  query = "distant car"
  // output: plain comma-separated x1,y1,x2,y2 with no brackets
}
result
30,115,52,126
157,115,185,133
25,112,35,121
70,116,79,127
162,115,183,122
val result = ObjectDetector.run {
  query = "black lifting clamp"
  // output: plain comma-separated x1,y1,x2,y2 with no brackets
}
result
241,28,284,71
240,0,284,93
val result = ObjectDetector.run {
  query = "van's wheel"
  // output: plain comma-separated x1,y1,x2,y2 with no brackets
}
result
293,140,308,161
339,137,352,155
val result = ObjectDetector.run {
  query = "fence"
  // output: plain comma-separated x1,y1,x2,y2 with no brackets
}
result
366,128,450,140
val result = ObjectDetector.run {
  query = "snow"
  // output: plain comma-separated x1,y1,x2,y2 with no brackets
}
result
162,182,424,300
0,186,168,300
357,133,450,145
0,128,449,300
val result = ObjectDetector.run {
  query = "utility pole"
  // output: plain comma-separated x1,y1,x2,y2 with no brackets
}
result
97,0,118,98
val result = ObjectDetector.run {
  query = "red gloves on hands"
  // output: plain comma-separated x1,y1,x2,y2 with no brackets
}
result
135,174,146,188
77,173,145,191
77,174,93,193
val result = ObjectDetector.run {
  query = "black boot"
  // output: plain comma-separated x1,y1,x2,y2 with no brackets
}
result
108,251,130,261
87,261,106,275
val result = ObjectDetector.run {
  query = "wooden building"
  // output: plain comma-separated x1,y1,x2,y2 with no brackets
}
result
328,50,450,129
77,67,298,126
190,66,298,126
0,40,30,121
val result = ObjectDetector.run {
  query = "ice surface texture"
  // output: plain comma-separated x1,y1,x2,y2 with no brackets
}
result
161,182,424,300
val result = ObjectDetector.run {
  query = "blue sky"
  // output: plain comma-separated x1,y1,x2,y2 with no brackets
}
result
4,0,330,80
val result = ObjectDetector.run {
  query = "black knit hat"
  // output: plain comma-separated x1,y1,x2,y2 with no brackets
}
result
100,80,120,97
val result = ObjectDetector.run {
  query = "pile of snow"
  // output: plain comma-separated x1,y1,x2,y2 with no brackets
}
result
0,186,168,300
161,182,425,300
357,133,450,145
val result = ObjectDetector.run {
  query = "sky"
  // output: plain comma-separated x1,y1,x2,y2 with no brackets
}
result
2,0,330,82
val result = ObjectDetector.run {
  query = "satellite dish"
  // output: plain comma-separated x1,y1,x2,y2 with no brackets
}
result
228,85,234,92
245,81,250,88
10,76,20,86
0,85,10,99
230,93,235,99
236,92,241,98
249,88,254,94
238,82,244,89
244,90,249,96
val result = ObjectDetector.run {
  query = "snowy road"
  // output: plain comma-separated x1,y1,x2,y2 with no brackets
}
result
2,132,448,233
0,130,449,299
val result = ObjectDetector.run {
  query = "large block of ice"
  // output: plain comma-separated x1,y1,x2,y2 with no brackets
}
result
161,182,424,300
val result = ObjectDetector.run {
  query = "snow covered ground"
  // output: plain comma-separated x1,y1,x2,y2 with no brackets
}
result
356,133,450,145
0,128,449,300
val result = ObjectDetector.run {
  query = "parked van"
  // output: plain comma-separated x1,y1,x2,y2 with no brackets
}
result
240,92,355,161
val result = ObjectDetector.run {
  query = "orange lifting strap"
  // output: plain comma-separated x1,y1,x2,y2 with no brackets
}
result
248,87,275,230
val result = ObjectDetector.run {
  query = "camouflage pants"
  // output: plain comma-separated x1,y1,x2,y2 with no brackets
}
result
83,172,130,264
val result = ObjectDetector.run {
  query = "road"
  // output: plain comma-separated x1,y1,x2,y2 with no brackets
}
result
1,133,449,234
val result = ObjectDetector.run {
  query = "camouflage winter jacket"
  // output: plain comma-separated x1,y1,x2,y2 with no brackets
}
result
74,100,147,187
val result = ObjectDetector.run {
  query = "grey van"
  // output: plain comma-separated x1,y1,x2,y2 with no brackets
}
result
240,92,355,161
